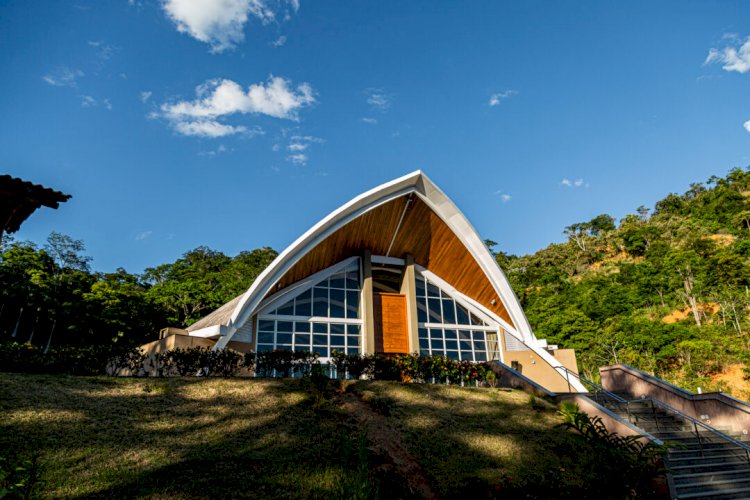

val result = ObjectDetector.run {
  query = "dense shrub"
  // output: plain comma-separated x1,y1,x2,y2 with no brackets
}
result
0,341,119,375
156,347,243,377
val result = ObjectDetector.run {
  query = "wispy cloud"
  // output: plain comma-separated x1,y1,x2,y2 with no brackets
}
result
43,67,84,87
199,144,232,157
365,88,391,111
88,40,115,61
80,95,112,110
135,230,153,241
744,120,750,134
361,117,378,125
705,35,750,74
140,91,152,103
285,135,323,164
157,76,314,138
494,189,512,203
270,35,287,47
162,0,300,53
287,153,307,165
488,90,518,107
561,178,588,188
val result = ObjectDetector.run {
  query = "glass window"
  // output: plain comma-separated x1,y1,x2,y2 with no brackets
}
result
442,299,456,324
313,287,328,317
256,261,363,365
295,290,312,317
329,289,346,318
346,291,359,319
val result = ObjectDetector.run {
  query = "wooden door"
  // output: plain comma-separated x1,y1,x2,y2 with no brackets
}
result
373,292,409,353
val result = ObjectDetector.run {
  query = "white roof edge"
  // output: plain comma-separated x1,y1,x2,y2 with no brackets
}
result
214,170,540,352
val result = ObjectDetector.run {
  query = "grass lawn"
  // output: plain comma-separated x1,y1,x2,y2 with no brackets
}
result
350,381,596,497
1,373,627,499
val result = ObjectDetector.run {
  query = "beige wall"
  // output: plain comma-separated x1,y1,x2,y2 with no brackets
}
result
503,350,577,393
551,348,579,375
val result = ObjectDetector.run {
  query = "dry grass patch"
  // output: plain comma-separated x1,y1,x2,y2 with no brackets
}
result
350,381,596,497
0,374,386,499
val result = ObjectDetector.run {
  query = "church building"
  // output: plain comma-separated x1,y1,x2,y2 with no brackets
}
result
151,171,583,392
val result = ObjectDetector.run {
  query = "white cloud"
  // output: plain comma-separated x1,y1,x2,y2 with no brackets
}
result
361,117,378,124
140,91,153,103
705,35,750,73
162,0,298,52
199,144,230,157
80,95,112,110
744,120,750,133
284,135,323,163
488,90,518,107
365,88,391,110
175,120,247,138
271,143,281,151
287,153,307,165
271,35,287,47
135,230,153,241
88,40,114,60
494,189,512,203
158,76,314,137
561,178,588,188
43,67,84,87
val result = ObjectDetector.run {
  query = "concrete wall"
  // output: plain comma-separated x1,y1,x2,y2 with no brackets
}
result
601,364,750,435
490,361,557,398
551,348,579,375
503,349,578,393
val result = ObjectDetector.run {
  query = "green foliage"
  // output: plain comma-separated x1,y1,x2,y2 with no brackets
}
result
503,167,750,390
558,403,668,497
156,347,243,377
0,453,39,500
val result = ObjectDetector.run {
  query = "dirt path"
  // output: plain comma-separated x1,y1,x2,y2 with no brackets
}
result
338,392,438,500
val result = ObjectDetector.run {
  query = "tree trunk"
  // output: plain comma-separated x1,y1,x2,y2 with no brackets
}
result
683,275,702,328
44,319,56,354
11,307,22,338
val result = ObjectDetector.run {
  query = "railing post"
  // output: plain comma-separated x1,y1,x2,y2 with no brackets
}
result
651,400,660,432
694,421,704,457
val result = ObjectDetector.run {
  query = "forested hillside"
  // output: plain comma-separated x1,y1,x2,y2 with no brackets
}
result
501,167,750,395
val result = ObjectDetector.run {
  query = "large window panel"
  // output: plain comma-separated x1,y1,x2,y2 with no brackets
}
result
415,273,498,362
257,261,362,357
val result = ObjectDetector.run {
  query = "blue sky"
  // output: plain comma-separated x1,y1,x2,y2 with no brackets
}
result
2,1,750,273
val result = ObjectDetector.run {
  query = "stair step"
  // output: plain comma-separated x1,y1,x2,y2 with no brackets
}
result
669,451,748,467
673,468,750,484
669,455,750,468
676,476,750,495
669,457,750,474
675,484,750,499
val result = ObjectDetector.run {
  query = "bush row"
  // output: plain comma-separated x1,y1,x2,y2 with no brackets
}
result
1,341,500,386
109,347,500,386
0,341,117,375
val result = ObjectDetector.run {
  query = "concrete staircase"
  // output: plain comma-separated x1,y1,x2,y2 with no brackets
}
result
597,393,750,499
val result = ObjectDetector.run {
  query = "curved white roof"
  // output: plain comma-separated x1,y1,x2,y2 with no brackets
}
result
215,171,532,341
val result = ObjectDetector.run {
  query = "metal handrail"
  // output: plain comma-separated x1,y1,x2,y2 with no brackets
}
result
642,397,750,462
556,365,627,402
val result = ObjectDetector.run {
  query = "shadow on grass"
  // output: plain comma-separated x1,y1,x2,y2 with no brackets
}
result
0,374,405,499
349,381,664,499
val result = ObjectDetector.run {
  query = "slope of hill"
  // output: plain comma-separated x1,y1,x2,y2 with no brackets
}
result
501,167,750,397
1,374,653,498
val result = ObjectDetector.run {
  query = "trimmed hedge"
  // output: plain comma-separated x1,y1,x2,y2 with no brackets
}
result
0,341,500,386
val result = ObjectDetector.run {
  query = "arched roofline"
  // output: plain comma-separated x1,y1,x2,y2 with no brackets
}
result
214,170,535,348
